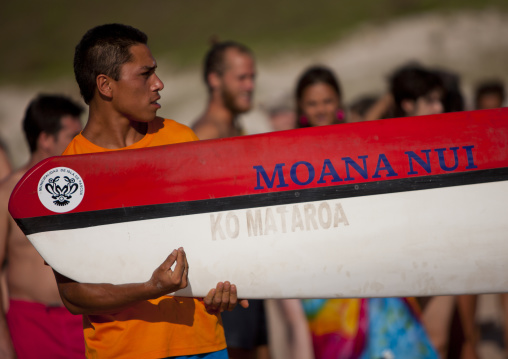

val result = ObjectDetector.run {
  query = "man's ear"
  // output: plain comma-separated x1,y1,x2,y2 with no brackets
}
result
96,74,113,99
401,99,415,117
208,72,222,91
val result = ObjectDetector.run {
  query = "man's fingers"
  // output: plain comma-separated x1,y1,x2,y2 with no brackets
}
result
204,282,246,313
183,249,189,273
158,249,178,272
227,284,246,311
220,281,232,312
239,299,249,309
148,247,191,295
181,248,189,288
212,282,224,310
224,282,236,311
204,284,222,314
171,247,186,279
204,288,215,306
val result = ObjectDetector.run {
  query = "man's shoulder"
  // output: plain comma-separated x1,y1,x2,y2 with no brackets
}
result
156,117,193,132
62,134,87,156
191,119,222,140
150,117,199,144
0,168,27,216
0,168,27,198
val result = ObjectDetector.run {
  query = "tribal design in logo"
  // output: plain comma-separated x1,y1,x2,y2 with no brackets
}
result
44,176,79,206
38,167,84,213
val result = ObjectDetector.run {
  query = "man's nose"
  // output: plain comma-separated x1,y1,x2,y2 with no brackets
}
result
153,74,164,91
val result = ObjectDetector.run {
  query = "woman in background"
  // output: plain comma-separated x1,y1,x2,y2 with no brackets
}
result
295,65,438,359
296,66,345,128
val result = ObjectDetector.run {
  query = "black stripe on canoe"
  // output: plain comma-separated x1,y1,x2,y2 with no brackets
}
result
17,167,508,235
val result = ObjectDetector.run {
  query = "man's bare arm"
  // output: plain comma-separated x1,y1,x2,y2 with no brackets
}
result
363,93,394,122
54,247,189,315
54,247,248,315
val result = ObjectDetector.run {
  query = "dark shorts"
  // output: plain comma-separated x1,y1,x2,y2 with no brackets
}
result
221,299,268,350
6,299,85,359
167,348,228,358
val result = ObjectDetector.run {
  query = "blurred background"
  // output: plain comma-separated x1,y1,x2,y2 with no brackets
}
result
1,0,507,167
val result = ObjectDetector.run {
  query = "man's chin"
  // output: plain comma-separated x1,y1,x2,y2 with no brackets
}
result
232,103,252,114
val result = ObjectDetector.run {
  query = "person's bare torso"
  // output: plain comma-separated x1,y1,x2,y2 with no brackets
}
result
1,170,63,305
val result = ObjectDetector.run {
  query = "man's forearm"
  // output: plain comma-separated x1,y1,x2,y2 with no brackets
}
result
53,248,189,315
54,271,163,315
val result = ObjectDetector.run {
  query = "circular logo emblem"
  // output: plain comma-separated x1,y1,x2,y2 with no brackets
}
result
38,167,85,213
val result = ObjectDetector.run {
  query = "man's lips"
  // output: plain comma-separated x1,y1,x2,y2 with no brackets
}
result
151,96,161,108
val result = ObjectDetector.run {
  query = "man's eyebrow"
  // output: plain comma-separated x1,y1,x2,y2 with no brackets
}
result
141,64,157,71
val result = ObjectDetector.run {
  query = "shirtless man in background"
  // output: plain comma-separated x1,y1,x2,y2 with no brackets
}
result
192,41,256,140
0,94,84,359
192,41,273,359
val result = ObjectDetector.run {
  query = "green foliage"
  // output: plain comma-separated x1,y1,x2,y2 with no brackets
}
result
0,0,505,84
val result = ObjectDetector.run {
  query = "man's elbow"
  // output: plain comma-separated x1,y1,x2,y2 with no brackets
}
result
54,271,90,315
60,297,87,315
67,307,86,315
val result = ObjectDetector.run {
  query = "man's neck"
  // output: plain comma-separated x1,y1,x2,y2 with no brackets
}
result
27,151,51,169
82,103,149,149
201,100,237,128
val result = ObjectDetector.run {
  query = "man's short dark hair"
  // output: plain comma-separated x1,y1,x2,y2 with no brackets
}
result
475,80,505,108
434,68,464,113
74,23,148,104
23,94,83,153
390,63,443,117
203,41,253,92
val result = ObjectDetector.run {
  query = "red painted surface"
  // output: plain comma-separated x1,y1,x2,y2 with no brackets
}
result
9,108,508,219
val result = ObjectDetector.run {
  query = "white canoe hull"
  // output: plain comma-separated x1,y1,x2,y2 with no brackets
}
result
30,180,508,298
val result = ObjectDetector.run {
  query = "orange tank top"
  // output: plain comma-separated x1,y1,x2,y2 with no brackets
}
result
63,118,226,359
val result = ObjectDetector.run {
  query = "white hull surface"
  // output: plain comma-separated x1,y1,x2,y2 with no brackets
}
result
30,180,508,298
